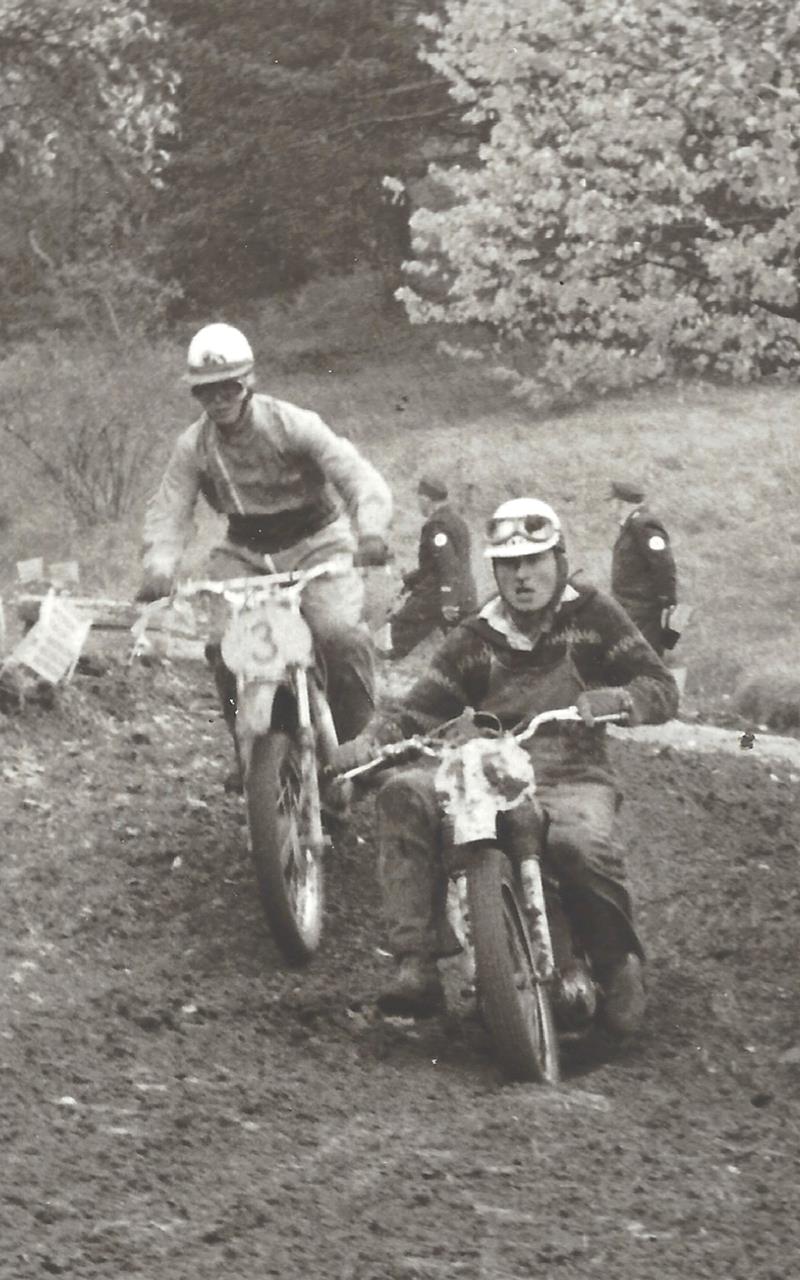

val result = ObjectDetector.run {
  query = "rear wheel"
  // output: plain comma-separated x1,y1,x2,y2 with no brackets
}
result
467,846,560,1084
246,730,324,965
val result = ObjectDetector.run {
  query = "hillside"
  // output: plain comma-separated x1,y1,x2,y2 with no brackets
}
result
1,273,798,711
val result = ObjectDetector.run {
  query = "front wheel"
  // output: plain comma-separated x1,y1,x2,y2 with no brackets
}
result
246,730,324,965
467,846,560,1084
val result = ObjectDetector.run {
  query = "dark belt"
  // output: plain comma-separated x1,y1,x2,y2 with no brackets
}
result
614,592,659,612
227,500,337,555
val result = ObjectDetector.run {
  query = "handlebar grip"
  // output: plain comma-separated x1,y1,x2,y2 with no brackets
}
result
333,738,430,782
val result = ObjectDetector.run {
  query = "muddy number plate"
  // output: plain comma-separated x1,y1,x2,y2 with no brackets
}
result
222,607,279,680
221,601,313,680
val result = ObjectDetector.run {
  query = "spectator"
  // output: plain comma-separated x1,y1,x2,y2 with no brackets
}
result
388,474,477,658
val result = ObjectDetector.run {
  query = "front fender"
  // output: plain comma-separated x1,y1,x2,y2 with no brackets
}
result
235,679,291,776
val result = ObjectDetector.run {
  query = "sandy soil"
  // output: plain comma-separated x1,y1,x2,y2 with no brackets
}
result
2,659,799,1279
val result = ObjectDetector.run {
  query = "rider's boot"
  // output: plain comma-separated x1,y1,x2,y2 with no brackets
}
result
597,952,647,1037
544,890,597,1031
375,772,447,1016
319,773,353,829
223,764,244,796
377,953,445,1019
553,959,597,1032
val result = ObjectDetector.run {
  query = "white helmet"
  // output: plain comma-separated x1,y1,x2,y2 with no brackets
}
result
185,323,254,387
484,498,563,559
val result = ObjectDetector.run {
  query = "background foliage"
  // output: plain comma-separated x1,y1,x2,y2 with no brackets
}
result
400,0,800,401
149,0,461,308
0,1,460,327
1,2,800,424
0,0,178,337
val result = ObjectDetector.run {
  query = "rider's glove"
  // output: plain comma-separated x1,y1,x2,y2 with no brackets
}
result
354,535,389,568
329,734,378,774
576,687,635,728
135,573,174,604
441,604,461,626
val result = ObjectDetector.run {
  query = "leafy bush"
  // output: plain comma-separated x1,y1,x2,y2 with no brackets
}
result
734,670,800,732
400,0,800,403
0,0,179,339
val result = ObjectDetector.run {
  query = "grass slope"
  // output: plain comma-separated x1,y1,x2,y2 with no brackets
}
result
1,273,798,711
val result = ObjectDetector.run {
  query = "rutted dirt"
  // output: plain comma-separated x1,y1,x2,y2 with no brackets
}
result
2,659,799,1280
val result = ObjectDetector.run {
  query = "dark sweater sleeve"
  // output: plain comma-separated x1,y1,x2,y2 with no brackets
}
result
572,591,679,725
371,625,491,742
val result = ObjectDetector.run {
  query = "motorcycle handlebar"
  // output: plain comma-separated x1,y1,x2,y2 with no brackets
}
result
175,558,351,600
336,706,630,781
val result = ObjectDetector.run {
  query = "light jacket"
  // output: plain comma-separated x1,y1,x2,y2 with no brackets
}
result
142,393,392,578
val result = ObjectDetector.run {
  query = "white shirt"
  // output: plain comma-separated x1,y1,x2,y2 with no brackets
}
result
479,585,580,651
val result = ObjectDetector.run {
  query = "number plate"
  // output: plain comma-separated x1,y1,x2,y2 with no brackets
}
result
436,739,536,845
221,599,313,680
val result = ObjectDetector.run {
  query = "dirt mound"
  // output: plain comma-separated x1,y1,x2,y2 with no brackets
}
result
733,668,800,733
2,668,799,1279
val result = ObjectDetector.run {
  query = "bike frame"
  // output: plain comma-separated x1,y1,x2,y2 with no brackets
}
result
170,560,345,773
341,705,626,983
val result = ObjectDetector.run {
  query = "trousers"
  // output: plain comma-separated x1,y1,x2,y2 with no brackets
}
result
620,602,665,657
207,515,375,743
375,766,641,967
389,590,449,658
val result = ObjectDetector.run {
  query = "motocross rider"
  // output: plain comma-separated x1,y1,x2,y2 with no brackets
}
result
332,498,679,1032
136,323,392,767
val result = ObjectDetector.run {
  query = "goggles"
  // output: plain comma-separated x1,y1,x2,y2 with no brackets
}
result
485,514,559,546
191,378,247,403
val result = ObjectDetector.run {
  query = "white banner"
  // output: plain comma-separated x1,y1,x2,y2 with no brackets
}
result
4,592,92,684
49,560,81,588
16,557,45,585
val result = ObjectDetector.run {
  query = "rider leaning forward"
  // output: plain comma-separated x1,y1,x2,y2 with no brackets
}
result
136,323,392,773
333,498,679,1036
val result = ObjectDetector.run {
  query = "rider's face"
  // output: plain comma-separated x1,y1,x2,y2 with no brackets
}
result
494,552,559,614
192,379,249,428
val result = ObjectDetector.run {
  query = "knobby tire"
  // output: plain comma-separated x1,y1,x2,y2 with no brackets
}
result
467,846,560,1084
246,730,323,966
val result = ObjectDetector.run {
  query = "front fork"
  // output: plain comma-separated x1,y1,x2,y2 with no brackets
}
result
235,663,327,858
519,857,556,982
446,874,476,991
444,849,556,989
293,665,325,858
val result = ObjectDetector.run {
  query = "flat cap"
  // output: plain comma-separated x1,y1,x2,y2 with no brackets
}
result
609,479,646,503
418,473,448,501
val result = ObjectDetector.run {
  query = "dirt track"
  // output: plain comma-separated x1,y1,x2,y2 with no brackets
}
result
2,660,800,1279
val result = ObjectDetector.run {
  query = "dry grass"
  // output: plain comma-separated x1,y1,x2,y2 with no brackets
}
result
2,271,798,712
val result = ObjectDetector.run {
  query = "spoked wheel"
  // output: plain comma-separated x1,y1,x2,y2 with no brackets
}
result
246,730,324,965
467,846,560,1084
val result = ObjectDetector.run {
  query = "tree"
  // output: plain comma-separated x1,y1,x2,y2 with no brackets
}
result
399,0,800,402
153,0,464,308
0,0,178,336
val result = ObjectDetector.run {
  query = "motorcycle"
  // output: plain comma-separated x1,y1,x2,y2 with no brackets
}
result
134,560,347,966
338,705,627,1084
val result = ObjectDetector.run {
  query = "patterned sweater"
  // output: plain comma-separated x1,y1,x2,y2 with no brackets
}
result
374,578,679,785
